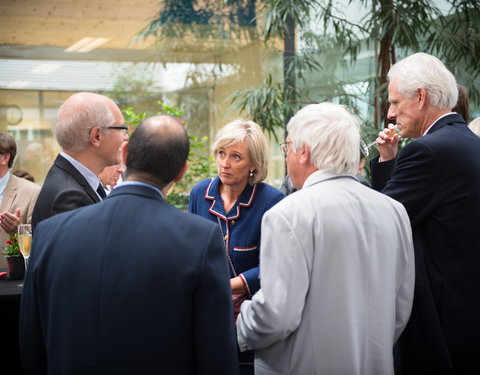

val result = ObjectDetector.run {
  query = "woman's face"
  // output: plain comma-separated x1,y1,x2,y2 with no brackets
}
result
216,140,253,188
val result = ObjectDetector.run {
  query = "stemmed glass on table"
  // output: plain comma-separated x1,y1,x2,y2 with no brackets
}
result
17,224,32,287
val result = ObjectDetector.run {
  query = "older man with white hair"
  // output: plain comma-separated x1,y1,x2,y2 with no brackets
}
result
371,53,480,374
237,102,415,375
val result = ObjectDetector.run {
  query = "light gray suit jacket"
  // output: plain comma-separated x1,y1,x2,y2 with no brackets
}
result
237,170,415,375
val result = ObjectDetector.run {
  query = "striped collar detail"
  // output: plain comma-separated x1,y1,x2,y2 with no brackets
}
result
204,176,258,220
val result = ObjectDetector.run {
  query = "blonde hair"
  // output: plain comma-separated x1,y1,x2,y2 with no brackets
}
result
213,119,269,184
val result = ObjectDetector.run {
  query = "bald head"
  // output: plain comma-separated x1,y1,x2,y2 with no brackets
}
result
125,115,190,188
54,92,123,152
141,115,186,137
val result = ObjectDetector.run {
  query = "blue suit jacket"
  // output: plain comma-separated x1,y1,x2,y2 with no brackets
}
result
20,183,239,375
189,177,284,295
371,113,480,372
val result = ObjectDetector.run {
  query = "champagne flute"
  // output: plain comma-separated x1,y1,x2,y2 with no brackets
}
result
18,224,32,286
361,124,399,157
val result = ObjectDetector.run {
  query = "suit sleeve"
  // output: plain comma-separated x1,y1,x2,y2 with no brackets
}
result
194,225,239,375
394,205,416,342
237,207,309,351
371,140,440,226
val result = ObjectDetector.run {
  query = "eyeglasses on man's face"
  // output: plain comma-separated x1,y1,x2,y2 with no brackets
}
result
89,126,129,136
106,126,129,136
279,141,292,155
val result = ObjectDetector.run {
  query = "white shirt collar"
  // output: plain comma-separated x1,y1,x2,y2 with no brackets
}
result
303,170,355,189
60,151,102,198
0,170,10,199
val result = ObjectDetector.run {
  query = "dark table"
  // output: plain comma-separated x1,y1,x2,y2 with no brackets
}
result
0,270,24,375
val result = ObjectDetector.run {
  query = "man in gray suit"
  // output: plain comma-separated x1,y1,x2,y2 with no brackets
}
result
237,102,415,375
32,92,128,229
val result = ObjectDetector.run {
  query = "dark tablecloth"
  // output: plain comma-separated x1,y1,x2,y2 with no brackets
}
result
0,268,24,374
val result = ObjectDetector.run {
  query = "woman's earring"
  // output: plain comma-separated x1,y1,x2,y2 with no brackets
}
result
249,170,254,177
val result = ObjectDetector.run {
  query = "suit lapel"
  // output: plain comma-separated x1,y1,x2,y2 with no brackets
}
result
54,154,101,203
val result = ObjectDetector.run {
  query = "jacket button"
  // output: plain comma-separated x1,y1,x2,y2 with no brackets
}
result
231,220,236,225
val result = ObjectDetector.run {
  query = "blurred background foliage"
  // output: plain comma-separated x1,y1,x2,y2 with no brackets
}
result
124,0,480,186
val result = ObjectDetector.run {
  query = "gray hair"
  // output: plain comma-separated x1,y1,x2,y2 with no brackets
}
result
287,102,360,175
468,117,480,137
54,92,118,152
213,119,269,184
387,52,458,110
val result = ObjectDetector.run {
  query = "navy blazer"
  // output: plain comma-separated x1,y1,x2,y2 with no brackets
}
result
189,177,284,295
32,154,100,229
20,184,239,375
371,113,480,373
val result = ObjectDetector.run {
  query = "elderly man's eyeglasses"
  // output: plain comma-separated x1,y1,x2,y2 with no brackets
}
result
279,141,292,155
106,126,128,135
89,126,129,135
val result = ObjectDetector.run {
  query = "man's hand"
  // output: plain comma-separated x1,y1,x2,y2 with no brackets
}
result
0,208,21,233
377,123,401,162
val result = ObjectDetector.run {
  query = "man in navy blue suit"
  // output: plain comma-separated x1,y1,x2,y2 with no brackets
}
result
20,115,239,375
371,53,480,374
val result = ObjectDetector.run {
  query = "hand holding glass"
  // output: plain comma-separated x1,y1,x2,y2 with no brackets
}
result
18,224,32,284
361,125,399,157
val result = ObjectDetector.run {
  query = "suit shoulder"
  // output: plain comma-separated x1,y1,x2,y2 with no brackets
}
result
190,178,213,194
257,182,284,198
11,175,41,193
407,125,480,159
256,182,285,206
41,167,86,193
175,206,218,231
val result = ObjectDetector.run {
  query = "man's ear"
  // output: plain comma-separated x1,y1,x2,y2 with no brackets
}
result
299,144,311,165
417,88,427,110
89,127,102,147
120,141,128,166
0,153,10,167
173,161,189,183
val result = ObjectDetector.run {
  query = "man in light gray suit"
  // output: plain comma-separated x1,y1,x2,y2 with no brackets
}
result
237,102,415,375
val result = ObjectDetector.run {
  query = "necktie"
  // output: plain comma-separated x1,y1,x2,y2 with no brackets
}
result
96,183,107,199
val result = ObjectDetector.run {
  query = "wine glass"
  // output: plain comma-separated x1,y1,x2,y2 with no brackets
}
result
17,224,32,286
361,124,399,157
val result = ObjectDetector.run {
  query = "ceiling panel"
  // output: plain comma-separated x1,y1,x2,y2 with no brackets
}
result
0,0,160,60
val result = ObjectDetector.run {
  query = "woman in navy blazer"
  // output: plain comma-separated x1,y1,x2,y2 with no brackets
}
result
189,119,284,374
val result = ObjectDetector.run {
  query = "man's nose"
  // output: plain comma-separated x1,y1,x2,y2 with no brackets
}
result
387,105,396,120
